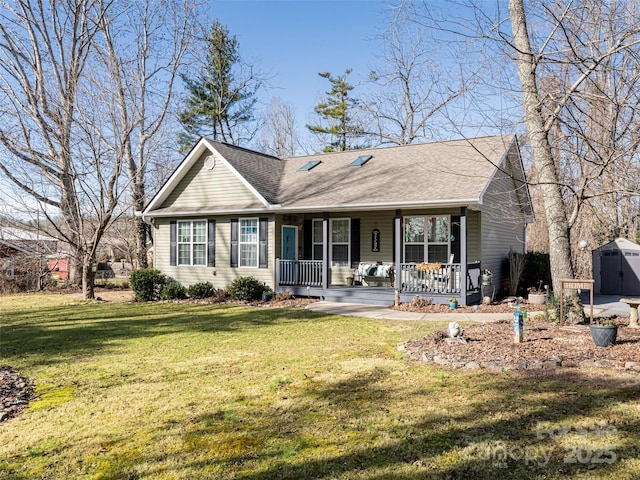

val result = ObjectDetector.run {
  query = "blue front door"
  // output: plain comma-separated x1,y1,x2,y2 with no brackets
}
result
282,226,297,261
281,226,297,284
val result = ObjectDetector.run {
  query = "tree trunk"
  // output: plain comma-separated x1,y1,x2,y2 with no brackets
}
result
509,0,575,293
81,254,96,300
133,182,148,269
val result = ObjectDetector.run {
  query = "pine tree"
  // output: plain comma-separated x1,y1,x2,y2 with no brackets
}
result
178,20,261,150
306,69,365,152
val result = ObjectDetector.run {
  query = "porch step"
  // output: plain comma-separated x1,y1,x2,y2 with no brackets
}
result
323,287,396,306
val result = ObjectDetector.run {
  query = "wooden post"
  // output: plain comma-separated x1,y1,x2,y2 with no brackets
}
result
460,207,467,306
559,279,594,325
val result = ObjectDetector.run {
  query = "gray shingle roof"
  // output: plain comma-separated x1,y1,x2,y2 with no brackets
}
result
145,134,524,215
209,142,284,205
275,135,515,209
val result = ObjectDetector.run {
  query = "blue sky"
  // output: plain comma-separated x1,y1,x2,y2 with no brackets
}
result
208,0,394,126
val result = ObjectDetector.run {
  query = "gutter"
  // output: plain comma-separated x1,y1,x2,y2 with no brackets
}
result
141,198,482,218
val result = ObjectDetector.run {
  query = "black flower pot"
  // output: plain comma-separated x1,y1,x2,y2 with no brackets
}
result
590,325,618,347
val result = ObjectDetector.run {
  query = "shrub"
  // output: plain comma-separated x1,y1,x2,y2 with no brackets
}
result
520,252,552,294
129,268,166,301
160,281,187,300
228,276,266,301
187,281,216,299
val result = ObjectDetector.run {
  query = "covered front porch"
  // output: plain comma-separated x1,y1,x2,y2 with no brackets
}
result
273,207,483,306
275,259,483,306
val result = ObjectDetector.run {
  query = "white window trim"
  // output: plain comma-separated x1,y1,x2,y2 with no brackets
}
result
239,217,259,268
403,215,451,263
177,219,207,266
329,218,351,267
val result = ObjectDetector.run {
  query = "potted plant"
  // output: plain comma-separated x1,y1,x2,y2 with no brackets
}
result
448,297,458,309
590,318,618,347
527,281,547,304
481,269,492,285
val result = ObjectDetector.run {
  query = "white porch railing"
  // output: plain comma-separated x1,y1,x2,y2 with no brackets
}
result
400,263,462,294
400,261,481,295
277,259,323,287
276,259,481,298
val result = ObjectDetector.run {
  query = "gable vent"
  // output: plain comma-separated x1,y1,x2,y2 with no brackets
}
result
350,155,372,167
298,160,321,171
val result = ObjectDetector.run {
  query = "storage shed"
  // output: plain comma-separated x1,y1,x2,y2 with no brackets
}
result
592,238,640,295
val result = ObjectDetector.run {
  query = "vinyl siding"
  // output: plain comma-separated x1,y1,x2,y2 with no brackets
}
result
467,210,481,262
479,155,527,289
154,216,275,289
161,152,259,209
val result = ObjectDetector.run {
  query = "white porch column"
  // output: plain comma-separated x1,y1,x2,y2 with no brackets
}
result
394,209,402,290
322,213,329,290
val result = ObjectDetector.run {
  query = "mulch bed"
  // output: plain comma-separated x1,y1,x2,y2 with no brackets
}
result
403,317,640,372
0,366,34,424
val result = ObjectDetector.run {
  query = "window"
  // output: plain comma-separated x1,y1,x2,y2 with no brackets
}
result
312,219,323,260
403,216,450,263
298,160,321,171
331,218,350,267
177,220,207,266
239,218,258,267
350,155,372,167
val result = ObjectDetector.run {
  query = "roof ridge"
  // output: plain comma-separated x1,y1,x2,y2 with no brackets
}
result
286,134,514,160
207,139,282,161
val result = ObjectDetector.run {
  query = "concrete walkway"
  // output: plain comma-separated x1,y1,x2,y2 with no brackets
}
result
305,294,632,322
305,301,517,322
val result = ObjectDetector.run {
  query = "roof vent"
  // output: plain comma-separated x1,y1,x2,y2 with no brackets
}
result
298,160,321,171
350,155,372,167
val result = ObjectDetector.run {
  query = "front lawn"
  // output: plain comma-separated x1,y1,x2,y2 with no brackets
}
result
0,293,638,479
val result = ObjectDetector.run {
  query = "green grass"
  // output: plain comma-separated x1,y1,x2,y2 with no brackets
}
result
1,293,639,479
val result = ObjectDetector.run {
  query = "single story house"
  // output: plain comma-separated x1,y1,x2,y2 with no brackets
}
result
141,134,533,306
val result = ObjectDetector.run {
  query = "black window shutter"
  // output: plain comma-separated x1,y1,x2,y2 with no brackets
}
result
230,218,238,267
170,220,177,266
259,217,268,268
351,218,360,266
303,219,312,259
207,219,216,267
451,215,461,263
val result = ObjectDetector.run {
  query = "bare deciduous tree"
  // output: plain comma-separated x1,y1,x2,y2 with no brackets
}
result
406,0,640,292
0,0,106,296
361,10,468,145
0,0,195,297
256,97,299,158
96,0,195,269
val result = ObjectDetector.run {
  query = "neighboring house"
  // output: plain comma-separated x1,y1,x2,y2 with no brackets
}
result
0,227,67,282
142,135,534,305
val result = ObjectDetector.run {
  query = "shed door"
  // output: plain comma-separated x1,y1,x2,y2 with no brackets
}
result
600,251,621,295
600,250,640,295
621,251,640,295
